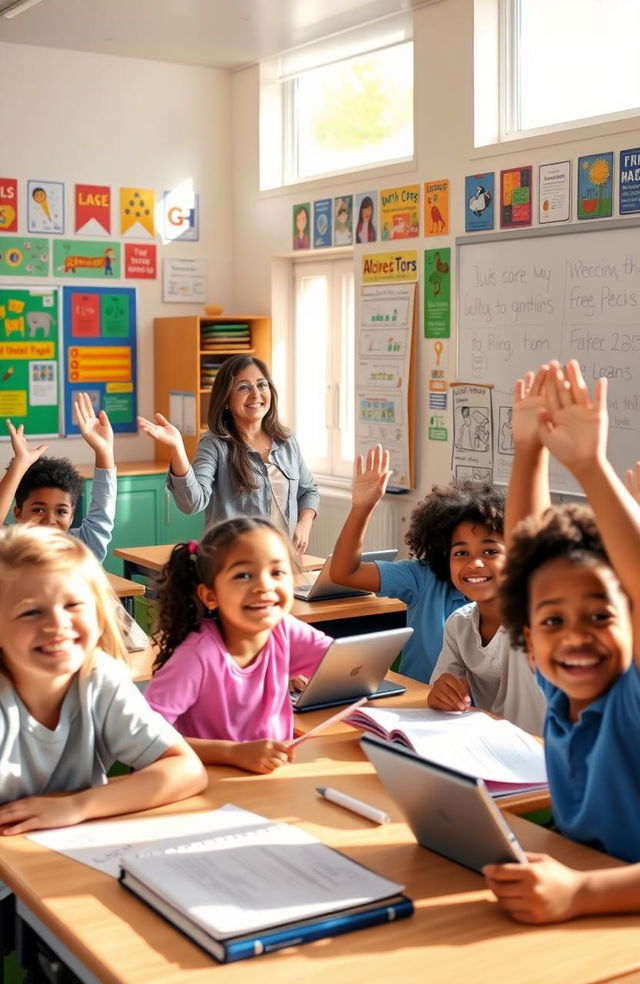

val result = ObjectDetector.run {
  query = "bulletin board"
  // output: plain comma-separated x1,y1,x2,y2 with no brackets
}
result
62,286,138,435
0,286,60,437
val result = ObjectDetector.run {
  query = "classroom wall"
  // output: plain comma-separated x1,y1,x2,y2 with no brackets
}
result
0,41,232,463
229,0,640,496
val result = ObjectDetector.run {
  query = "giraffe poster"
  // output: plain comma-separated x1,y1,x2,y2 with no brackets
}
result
424,179,448,237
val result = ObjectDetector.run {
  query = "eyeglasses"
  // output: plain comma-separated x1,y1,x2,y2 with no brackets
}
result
233,380,270,395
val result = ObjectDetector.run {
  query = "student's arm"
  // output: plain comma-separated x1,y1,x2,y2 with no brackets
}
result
70,468,116,563
74,391,115,471
0,420,48,523
138,412,191,477
540,361,640,651
293,508,315,555
0,742,207,835
484,853,640,924
329,445,391,591
427,614,471,712
185,738,291,774
624,462,640,504
504,364,552,548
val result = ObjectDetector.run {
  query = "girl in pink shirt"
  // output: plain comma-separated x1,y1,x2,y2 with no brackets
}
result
145,517,331,774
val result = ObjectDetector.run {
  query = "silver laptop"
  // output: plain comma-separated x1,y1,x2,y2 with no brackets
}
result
291,626,413,713
294,549,398,602
361,734,526,872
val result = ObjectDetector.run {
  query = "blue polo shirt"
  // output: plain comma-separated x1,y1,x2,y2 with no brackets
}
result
376,559,465,683
538,662,640,862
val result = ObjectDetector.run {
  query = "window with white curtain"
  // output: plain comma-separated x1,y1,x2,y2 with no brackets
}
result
292,258,354,479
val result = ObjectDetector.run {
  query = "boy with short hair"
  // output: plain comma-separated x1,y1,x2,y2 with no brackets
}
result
0,392,116,563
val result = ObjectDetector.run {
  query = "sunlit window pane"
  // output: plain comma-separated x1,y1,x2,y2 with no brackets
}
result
295,274,328,461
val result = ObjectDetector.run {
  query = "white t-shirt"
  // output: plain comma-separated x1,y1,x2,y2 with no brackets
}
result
430,602,546,735
0,652,182,899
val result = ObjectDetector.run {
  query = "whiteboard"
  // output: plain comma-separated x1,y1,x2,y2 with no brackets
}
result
456,218,640,493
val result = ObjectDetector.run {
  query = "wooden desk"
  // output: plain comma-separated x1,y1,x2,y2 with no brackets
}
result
0,734,637,984
106,572,145,615
114,544,325,582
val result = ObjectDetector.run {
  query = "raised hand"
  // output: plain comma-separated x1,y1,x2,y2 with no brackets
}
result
74,392,114,469
352,444,393,511
6,418,48,468
624,462,640,505
538,360,608,475
137,412,184,451
511,363,554,450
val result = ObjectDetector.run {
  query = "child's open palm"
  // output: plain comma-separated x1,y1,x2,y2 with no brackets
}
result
74,392,114,457
352,445,393,510
6,418,48,468
511,363,554,449
539,361,608,474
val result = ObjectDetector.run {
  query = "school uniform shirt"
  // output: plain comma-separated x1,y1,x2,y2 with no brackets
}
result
0,652,181,900
376,559,466,683
70,466,117,564
537,662,640,863
166,432,319,537
144,615,332,743
430,603,546,735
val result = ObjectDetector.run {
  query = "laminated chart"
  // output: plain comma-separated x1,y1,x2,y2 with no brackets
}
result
62,287,137,434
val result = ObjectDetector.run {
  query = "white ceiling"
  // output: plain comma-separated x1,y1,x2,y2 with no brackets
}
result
0,0,425,69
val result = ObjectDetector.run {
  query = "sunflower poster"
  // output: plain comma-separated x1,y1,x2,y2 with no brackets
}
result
577,152,613,220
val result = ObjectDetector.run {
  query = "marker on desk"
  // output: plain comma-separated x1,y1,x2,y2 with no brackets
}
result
316,786,390,825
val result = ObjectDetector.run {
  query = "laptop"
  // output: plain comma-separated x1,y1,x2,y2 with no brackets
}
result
294,549,398,602
361,734,527,872
291,626,413,713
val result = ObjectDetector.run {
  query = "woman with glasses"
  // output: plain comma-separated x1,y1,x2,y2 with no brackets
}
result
138,356,318,553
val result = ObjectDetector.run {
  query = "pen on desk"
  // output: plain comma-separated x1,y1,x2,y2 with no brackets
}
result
316,786,390,825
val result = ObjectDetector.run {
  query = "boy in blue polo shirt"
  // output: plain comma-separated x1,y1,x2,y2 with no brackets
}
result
483,360,640,923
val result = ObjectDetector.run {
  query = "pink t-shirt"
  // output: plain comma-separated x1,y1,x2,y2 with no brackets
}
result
144,615,331,742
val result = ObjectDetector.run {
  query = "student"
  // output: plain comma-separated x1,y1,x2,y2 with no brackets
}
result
0,524,206,955
0,392,116,563
483,360,640,923
329,444,496,682
144,517,332,774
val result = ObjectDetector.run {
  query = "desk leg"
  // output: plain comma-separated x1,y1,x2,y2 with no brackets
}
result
16,900,101,984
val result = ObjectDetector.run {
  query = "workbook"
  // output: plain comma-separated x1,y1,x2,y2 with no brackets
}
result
119,804,412,963
346,707,547,797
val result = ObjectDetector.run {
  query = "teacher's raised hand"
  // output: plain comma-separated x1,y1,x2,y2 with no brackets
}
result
138,413,190,476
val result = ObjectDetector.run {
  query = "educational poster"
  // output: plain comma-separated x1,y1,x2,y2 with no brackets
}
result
62,286,137,435
424,179,448,236
162,258,206,302
0,178,18,233
0,287,60,436
333,196,353,246
362,251,417,283
0,237,49,278
53,240,120,278
500,167,532,228
451,383,493,482
618,148,640,214
357,282,416,489
355,192,377,243
120,187,156,239
292,203,310,250
313,199,332,248
124,243,157,279
380,185,419,240
465,173,494,232
539,162,570,223
424,248,451,338
577,153,613,219
75,184,111,235
162,188,199,242
27,180,64,235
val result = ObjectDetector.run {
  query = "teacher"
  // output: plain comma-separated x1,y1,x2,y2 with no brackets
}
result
138,355,319,553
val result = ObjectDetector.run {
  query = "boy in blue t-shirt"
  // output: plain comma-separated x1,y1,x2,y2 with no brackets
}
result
484,360,640,923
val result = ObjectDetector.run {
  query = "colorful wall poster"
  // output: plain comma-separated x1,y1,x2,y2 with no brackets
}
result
53,240,120,278
577,153,613,219
539,161,570,223
424,248,451,338
27,180,64,235
162,258,206,303
619,148,640,215
120,187,156,238
62,286,137,435
292,203,310,250
354,192,377,244
0,178,18,233
162,188,199,242
0,238,49,278
0,287,60,436
124,243,157,279
500,166,532,228
424,179,448,236
362,251,417,283
380,184,420,240
333,195,353,246
465,173,494,232
313,199,332,248
75,184,111,235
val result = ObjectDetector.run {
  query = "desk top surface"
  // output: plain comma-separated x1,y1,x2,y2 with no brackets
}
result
114,544,326,574
0,734,637,984
106,572,146,598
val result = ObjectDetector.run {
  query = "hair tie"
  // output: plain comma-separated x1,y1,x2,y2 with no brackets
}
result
188,540,198,557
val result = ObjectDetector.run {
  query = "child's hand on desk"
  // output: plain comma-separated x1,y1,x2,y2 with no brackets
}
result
0,791,85,836
231,739,292,775
483,853,586,924
289,674,309,693
427,673,471,713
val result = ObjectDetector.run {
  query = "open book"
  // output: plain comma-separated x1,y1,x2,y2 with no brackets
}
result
347,706,547,797
119,804,412,963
